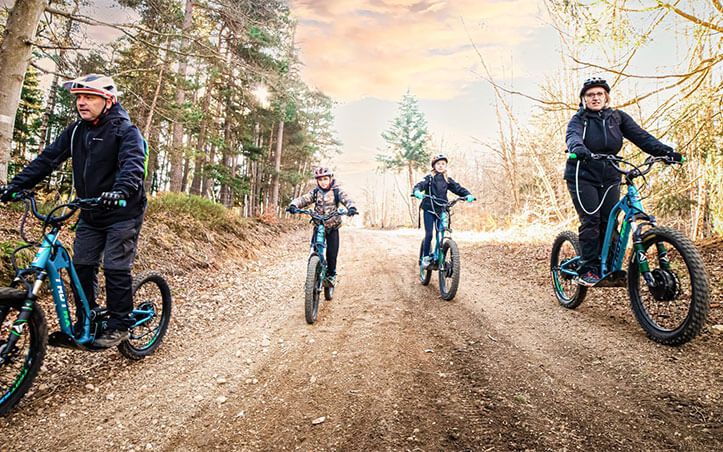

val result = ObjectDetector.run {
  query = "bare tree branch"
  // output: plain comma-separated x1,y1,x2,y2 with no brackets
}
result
654,1,723,33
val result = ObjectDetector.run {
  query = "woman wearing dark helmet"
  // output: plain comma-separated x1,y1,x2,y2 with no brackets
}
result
565,77,682,286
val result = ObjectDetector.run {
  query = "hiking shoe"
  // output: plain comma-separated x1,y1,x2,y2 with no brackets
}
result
421,256,433,270
576,271,601,287
323,274,337,288
94,328,130,348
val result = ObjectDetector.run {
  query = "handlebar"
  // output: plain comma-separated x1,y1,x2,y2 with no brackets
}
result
291,208,350,222
8,190,114,224
569,153,682,180
411,193,474,209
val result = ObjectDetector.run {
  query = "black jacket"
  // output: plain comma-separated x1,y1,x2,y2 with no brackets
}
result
413,173,470,212
11,103,147,227
565,107,673,184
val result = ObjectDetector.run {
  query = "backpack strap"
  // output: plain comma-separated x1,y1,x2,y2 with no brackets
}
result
333,187,340,207
115,121,150,179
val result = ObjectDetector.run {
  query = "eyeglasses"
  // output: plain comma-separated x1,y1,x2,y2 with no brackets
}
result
585,92,606,99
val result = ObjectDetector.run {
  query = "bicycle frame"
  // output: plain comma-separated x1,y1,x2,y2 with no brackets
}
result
560,155,672,285
310,222,328,277
431,211,451,269
4,194,154,350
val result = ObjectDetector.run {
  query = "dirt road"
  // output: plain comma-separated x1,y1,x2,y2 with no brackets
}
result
1,228,720,451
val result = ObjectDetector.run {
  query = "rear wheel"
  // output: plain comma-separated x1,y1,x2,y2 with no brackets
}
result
0,288,47,416
627,227,709,345
439,239,461,301
305,255,322,324
550,231,587,309
324,285,334,301
118,272,172,360
419,241,432,286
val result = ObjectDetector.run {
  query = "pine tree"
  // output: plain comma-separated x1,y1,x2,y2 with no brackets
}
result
377,90,431,222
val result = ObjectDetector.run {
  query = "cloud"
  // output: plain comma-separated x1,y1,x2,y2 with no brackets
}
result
291,0,541,101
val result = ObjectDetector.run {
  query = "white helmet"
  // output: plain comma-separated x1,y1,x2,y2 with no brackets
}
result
62,74,119,104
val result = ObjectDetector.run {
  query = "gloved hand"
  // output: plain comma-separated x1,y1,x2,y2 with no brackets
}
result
0,184,20,202
286,205,298,214
465,194,475,203
347,206,358,216
413,190,424,199
664,151,684,164
99,190,126,209
570,148,591,161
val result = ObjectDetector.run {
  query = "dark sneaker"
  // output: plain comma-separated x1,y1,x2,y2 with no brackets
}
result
94,328,130,348
575,271,601,287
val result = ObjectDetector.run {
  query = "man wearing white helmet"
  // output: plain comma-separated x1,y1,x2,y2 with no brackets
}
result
0,74,148,347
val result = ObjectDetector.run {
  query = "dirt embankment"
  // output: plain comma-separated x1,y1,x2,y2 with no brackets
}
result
0,208,720,451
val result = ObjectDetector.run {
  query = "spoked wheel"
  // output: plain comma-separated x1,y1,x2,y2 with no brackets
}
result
0,288,47,416
550,231,587,309
118,272,172,360
419,241,432,286
305,255,322,324
439,238,461,301
628,227,710,345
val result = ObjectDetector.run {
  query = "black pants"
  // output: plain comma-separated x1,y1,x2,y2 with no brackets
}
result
312,226,339,276
567,180,620,276
72,214,144,331
422,210,437,257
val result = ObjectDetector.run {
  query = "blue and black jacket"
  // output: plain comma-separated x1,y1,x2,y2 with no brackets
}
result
11,102,147,227
565,107,673,184
413,173,470,212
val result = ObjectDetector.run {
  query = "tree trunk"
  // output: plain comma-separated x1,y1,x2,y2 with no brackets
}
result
271,120,284,214
38,1,77,152
406,163,415,224
168,0,194,192
190,80,213,196
0,0,49,183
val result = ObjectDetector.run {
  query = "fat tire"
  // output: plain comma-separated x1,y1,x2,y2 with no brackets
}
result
0,289,47,417
439,239,461,301
550,231,587,309
419,241,432,286
324,286,334,301
627,227,709,346
118,272,172,360
305,255,322,324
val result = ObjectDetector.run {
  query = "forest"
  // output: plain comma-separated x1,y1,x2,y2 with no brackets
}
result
0,0,339,218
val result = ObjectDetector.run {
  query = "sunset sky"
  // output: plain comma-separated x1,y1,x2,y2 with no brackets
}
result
288,0,687,199
290,0,553,190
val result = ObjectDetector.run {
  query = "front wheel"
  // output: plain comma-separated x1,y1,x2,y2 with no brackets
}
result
118,272,173,360
439,239,461,301
0,289,47,416
550,231,587,309
305,255,322,324
627,227,709,345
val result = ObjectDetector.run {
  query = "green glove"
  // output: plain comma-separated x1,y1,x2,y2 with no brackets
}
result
413,190,424,199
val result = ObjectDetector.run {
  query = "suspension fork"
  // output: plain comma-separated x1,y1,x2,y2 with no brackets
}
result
0,274,44,363
631,220,657,287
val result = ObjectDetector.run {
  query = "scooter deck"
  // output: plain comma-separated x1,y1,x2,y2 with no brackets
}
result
594,270,627,288
48,331,109,352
